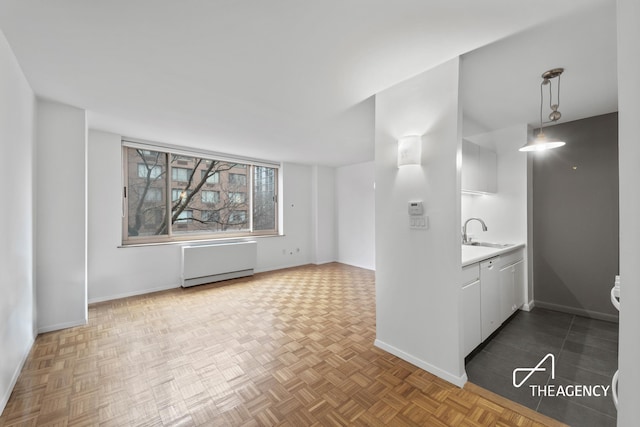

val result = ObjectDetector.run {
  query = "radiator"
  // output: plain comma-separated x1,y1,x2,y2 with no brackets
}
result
181,241,257,287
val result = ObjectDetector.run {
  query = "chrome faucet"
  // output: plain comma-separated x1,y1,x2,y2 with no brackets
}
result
462,218,487,244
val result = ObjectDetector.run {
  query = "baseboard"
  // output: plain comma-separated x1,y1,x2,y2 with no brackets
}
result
0,334,35,416
534,300,619,323
88,283,179,304
313,259,337,266
522,299,535,311
38,318,87,334
254,261,311,274
337,261,375,271
374,339,467,388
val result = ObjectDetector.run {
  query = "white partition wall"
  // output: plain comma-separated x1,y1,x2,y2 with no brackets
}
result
35,100,88,332
374,58,465,386
336,161,375,270
0,28,36,415
311,165,337,265
616,0,640,424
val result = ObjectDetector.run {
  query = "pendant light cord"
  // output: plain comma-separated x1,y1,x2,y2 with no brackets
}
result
556,75,561,112
542,74,562,126
539,80,545,133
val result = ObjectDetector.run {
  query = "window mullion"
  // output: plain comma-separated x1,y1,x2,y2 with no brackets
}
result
166,152,172,238
249,165,254,232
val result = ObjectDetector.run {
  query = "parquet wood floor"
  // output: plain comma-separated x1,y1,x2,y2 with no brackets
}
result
1,263,566,426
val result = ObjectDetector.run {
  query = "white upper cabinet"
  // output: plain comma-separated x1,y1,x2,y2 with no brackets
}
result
462,140,497,194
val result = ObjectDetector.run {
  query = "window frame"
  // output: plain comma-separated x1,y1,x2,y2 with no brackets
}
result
122,139,279,245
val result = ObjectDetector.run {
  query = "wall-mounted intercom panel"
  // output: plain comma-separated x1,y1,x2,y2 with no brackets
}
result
408,201,428,229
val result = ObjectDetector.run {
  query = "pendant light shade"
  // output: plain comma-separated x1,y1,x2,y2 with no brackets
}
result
519,132,566,152
520,68,566,152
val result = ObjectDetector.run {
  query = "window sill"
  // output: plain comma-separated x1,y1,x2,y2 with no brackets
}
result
119,233,283,248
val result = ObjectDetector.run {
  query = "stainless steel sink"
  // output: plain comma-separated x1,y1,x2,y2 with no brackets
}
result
463,241,514,249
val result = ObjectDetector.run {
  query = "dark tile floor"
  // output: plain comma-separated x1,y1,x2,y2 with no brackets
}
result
465,307,618,427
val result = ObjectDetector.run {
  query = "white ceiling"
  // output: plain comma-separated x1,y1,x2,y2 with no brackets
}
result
0,0,616,167
461,0,618,137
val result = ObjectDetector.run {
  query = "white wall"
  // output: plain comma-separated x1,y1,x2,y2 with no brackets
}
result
616,0,640,424
35,100,88,332
311,165,336,265
88,130,315,302
461,125,528,244
461,125,530,305
336,161,375,270
0,29,36,415
374,58,466,386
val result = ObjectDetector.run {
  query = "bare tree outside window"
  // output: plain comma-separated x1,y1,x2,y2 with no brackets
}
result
124,146,278,243
127,149,167,237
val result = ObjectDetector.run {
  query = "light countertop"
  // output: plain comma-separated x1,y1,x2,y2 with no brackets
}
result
462,243,525,267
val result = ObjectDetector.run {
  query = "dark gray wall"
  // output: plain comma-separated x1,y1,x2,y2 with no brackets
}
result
532,112,619,320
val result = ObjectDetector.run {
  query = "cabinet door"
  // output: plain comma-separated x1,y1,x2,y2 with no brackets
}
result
499,264,516,322
512,260,525,310
461,140,497,194
499,259,525,322
462,280,481,356
480,258,500,341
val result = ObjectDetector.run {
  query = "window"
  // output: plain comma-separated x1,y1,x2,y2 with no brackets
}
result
201,170,219,184
229,173,246,186
201,190,219,204
202,210,219,222
172,188,193,202
176,210,193,223
253,166,277,231
229,192,246,204
144,187,162,202
126,149,168,237
229,210,247,224
123,143,278,243
172,167,192,182
138,163,162,179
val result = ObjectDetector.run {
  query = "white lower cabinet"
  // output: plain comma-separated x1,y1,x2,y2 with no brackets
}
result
462,280,481,356
462,248,525,356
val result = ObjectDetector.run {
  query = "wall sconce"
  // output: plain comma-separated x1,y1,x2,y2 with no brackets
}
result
520,68,566,152
397,135,422,167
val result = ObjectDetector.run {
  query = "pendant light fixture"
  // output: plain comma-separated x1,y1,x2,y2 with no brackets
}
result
519,68,566,152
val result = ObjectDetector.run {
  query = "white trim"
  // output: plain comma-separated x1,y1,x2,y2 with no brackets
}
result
374,339,468,388
88,283,179,304
122,137,281,168
522,299,535,312
313,259,337,266
336,261,375,272
38,318,87,334
0,335,35,415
